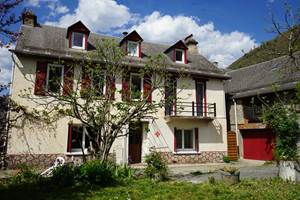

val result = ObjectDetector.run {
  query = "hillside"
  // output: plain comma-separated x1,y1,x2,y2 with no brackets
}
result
229,26,300,70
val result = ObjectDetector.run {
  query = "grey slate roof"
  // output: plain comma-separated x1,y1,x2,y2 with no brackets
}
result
13,24,229,80
225,53,300,98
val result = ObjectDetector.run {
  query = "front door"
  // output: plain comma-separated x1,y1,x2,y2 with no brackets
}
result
196,82,205,116
128,122,143,164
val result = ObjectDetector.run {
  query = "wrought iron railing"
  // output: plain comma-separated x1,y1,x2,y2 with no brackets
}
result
165,101,216,118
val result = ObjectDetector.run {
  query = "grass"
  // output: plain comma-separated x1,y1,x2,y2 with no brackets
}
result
1,178,300,200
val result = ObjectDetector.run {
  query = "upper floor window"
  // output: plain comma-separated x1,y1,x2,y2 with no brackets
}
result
127,41,139,57
91,71,106,96
130,73,143,99
72,32,85,49
46,64,63,94
175,49,185,63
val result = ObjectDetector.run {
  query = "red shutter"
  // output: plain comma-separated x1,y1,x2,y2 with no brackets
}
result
106,74,115,100
69,32,72,48
81,67,91,96
143,73,152,102
122,73,130,101
84,33,88,50
67,124,73,152
195,128,199,152
63,65,74,96
184,50,187,64
174,127,177,152
34,61,48,95
138,42,142,58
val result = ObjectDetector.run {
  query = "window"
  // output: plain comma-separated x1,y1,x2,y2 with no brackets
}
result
130,73,143,99
127,41,139,57
165,78,177,115
46,64,63,94
72,32,85,49
91,70,106,96
175,49,184,63
69,126,90,153
175,129,195,151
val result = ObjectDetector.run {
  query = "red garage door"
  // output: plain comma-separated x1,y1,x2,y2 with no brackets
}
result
242,130,275,161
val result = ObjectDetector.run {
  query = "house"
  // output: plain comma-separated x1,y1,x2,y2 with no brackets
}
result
225,54,300,161
6,11,230,168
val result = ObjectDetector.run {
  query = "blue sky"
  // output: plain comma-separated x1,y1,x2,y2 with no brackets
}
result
0,0,299,90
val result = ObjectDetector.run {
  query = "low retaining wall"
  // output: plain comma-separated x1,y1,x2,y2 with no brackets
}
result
160,151,226,164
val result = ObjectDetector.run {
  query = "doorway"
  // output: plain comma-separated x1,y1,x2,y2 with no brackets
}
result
128,122,143,164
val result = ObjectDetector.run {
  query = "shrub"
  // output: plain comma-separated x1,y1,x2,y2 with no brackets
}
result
223,156,231,163
144,151,168,181
10,164,41,185
115,164,134,180
52,164,78,186
78,160,117,186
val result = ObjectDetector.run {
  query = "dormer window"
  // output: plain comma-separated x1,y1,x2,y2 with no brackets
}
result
175,49,185,63
72,32,85,49
127,41,139,57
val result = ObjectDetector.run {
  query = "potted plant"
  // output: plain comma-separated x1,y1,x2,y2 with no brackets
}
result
262,103,300,182
220,166,240,185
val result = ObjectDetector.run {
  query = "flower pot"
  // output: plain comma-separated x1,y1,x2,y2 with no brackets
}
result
220,170,240,185
279,160,300,182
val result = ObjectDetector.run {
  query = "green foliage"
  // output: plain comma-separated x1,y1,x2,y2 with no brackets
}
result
52,164,78,187
262,103,300,160
10,164,41,185
229,25,300,70
115,164,134,180
144,151,168,181
223,155,231,163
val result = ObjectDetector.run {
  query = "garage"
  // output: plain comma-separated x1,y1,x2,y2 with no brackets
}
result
241,129,275,161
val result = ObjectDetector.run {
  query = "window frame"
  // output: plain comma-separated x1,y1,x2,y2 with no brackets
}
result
72,32,85,49
175,129,195,152
127,41,139,57
68,125,90,154
175,49,185,63
46,64,64,94
130,72,143,100
91,70,106,96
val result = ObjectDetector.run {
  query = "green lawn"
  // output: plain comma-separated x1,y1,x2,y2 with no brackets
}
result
1,178,300,200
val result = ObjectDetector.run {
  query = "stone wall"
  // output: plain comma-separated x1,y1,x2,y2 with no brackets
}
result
161,151,226,164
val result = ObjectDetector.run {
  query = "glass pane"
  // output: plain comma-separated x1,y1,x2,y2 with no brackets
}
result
131,74,142,99
48,66,62,93
175,129,182,149
73,32,83,47
71,127,83,149
128,42,137,56
184,130,193,149
176,50,183,62
92,71,105,96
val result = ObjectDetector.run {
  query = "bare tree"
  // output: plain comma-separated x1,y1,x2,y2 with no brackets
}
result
17,38,183,161
0,0,23,48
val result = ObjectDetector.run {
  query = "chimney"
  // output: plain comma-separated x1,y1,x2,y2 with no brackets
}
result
122,31,128,37
22,10,37,27
184,34,199,55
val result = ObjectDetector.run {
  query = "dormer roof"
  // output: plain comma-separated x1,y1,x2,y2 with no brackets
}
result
120,30,143,45
66,21,90,38
164,40,188,53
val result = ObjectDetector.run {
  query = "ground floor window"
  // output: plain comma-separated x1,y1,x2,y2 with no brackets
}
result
67,125,90,153
175,129,195,151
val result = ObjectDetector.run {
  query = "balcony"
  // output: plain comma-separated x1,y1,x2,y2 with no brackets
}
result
165,101,216,122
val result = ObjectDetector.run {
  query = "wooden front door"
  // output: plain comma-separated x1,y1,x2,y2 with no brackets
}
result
129,123,143,164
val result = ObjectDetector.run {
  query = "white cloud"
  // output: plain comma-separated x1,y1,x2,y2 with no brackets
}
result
45,0,133,33
131,12,257,68
48,1,69,16
0,48,12,85
28,0,40,7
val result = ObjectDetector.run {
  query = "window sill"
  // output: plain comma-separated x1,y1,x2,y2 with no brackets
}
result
174,151,198,155
66,152,89,156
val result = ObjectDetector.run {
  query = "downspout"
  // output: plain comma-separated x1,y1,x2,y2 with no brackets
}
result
233,98,238,135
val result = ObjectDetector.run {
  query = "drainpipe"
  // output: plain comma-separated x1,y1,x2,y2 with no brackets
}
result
233,98,238,135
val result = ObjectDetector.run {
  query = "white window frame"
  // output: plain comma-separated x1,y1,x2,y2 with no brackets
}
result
130,72,143,100
91,70,106,96
175,129,195,152
69,126,90,155
127,41,139,57
72,32,85,49
175,49,185,63
46,64,64,94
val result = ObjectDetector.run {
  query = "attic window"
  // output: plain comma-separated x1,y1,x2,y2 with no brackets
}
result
175,49,184,63
72,32,85,49
127,41,139,57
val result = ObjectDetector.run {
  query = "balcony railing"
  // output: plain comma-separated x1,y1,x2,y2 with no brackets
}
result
165,101,216,118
